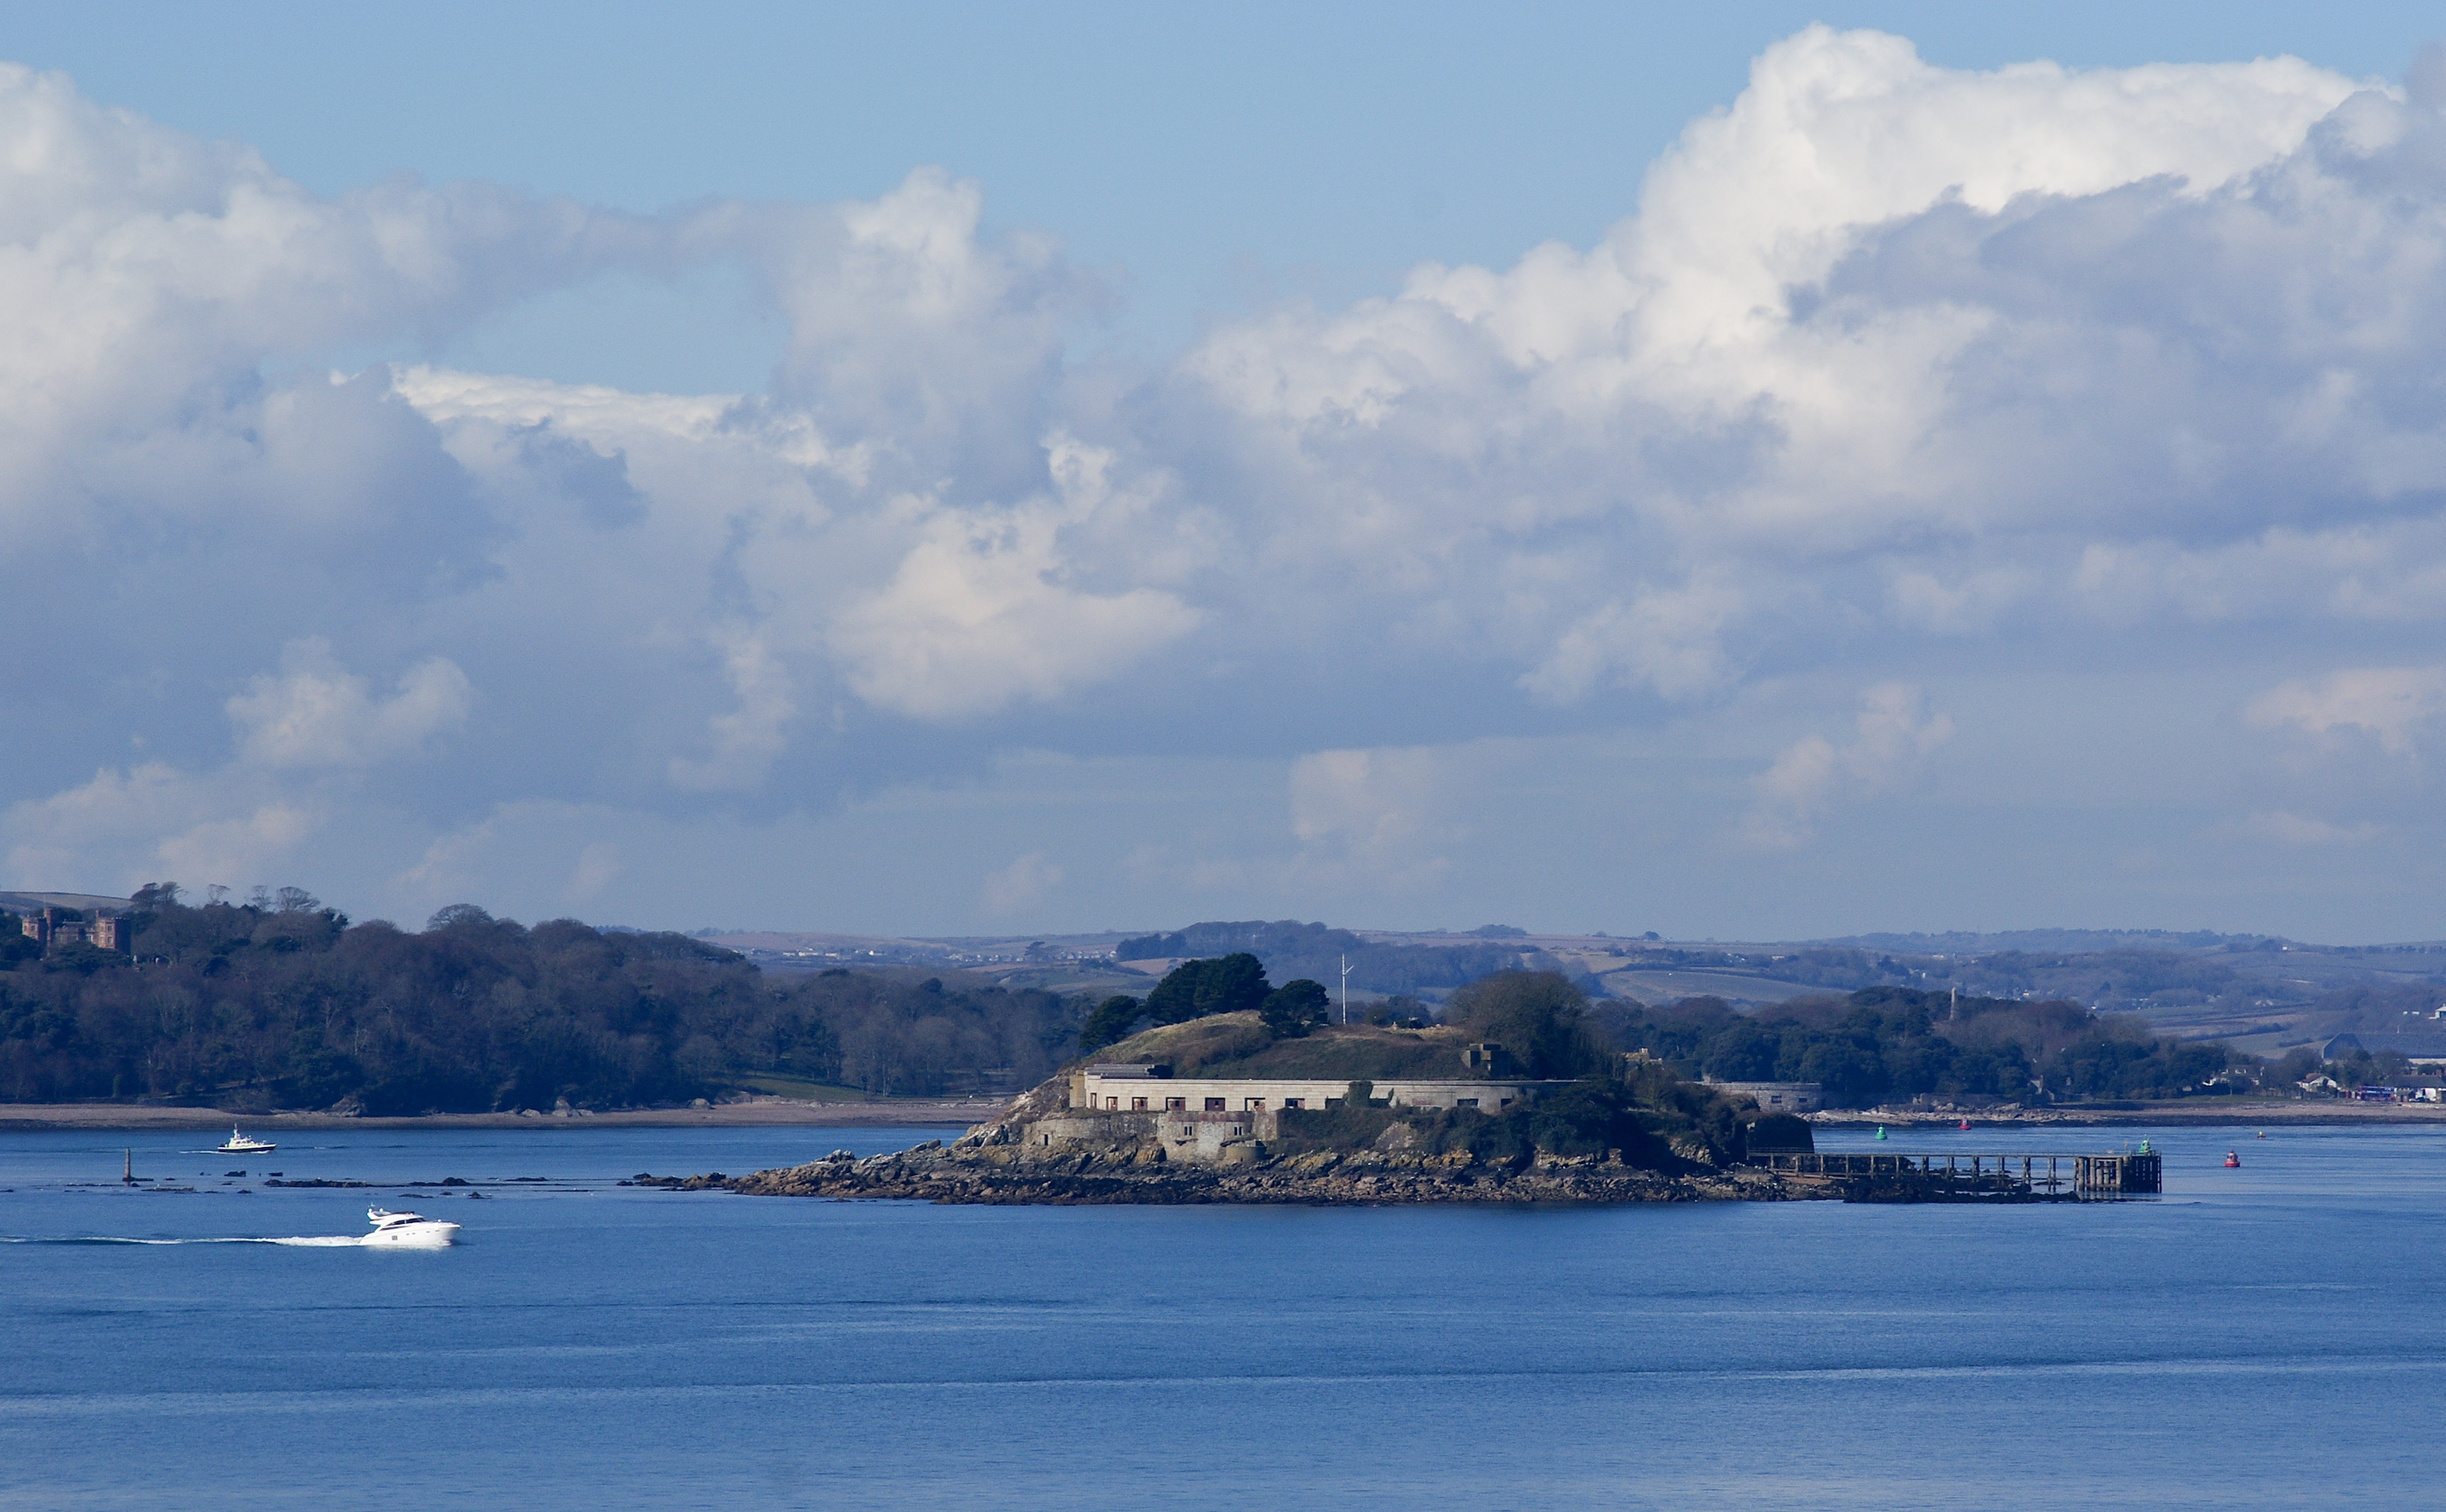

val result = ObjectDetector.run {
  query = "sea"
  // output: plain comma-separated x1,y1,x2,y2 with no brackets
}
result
3,1120,2440,1510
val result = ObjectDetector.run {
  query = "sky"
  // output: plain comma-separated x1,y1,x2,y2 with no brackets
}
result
6,3,2446,942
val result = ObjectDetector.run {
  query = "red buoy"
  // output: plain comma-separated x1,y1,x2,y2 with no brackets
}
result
2223,1151,2241,1168
1958,1118,1971,1130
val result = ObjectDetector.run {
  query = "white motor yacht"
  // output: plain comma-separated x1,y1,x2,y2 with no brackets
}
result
215,1129,276,1154
363,1207,460,1247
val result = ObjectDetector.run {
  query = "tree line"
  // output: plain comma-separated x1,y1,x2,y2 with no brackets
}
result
0,890,1083,1111
0,888,2272,1114
1599,987,2249,1105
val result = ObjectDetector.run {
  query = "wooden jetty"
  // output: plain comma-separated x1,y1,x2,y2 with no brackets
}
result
1748,1150,2162,1200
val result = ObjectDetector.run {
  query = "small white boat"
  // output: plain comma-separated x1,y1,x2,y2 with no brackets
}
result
215,1129,276,1155
363,1207,459,1248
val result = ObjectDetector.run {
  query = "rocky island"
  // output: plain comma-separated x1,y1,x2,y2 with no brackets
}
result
634,970,1846,1205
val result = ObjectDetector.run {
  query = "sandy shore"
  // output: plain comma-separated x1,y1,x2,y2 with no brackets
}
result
0,1099,1001,1132
1816,1101,2446,1129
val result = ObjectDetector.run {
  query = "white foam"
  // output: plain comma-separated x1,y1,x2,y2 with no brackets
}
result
3,1234,397,1247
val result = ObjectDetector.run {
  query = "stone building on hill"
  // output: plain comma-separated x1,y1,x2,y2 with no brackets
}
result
1070,1060,1565,1117
1050,1046,1579,1166
1699,1079,1824,1113
18,907,133,953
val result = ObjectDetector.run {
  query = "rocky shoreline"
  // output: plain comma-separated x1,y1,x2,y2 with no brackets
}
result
629,1127,1842,1206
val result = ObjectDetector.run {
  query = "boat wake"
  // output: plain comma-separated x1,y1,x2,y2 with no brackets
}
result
6,1205,458,1249
3,1234,425,1247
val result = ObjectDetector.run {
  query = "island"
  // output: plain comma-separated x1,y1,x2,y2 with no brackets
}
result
637,980,1842,1205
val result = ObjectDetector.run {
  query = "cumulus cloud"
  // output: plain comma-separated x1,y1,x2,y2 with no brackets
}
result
2,762,316,894
228,639,472,768
1288,745,1471,889
5,642,468,894
667,632,797,792
1520,576,1742,702
1742,684,1954,848
17,29,2446,931
981,851,1064,915
2244,667,2446,754
567,841,621,901
826,493,1201,721
2236,811,2384,846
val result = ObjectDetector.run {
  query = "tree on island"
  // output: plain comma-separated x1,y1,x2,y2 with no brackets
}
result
1260,978,1330,1038
1442,970,1613,1078
1144,952,1270,1025
1078,995,1146,1055
1081,958,1330,1052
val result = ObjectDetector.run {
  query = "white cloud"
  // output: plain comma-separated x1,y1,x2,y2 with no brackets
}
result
153,804,315,888
1288,745,1467,889
393,818,497,915
2238,811,2383,846
981,851,1064,915
1521,576,1743,702
1742,683,1954,848
2,762,316,893
1889,567,2035,634
821,435,1202,720
2244,667,2446,755
667,632,797,792
7,640,459,894
17,31,2446,933
567,841,620,901
228,639,472,768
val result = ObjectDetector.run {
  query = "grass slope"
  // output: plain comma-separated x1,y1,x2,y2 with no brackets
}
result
1091,1014,1472,1080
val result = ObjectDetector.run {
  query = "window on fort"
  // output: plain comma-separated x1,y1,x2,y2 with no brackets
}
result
1283,1099,1303,1109
1456,1098,1478,1108
1106,1096,1118,1109
1204,1097,1226,1111
1131,1097,1147,1111
1165,1097,1185,1110
1245,1099,1264,1111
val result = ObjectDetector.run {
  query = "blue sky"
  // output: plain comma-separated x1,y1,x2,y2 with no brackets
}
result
5,5,2446,941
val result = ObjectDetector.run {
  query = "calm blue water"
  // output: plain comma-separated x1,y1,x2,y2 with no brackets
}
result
3,1121,2440,1509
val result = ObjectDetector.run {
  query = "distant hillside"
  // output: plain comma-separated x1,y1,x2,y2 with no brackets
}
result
1824,929,2249,954
0,891,131,916
1115,920,1586,998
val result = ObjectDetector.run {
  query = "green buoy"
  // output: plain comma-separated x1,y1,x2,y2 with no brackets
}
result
1874,1125,1887,1140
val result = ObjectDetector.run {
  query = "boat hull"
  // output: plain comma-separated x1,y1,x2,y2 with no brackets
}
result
363,1221,459,1248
